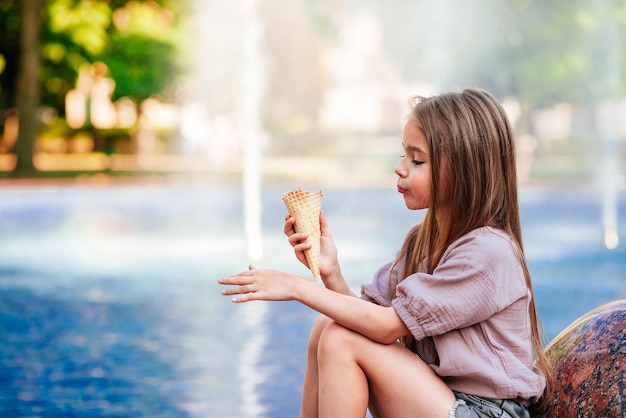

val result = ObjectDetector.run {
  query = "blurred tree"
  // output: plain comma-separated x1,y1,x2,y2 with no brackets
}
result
39,0,111,112
371,0,626,133
38,0,182,113
488,0,626,136
102,33,177,104
0,0,20,111
99,1,179,104
495,1,600,104
0,0,183,176
12,0,45,177
97,1,180,154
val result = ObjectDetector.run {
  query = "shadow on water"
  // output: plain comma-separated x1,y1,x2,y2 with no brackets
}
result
0,184,624,417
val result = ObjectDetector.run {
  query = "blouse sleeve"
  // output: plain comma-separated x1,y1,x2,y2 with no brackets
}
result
361,258,403,307
390,228,527,341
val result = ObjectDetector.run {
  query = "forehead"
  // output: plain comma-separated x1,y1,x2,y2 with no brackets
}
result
402,115,429,153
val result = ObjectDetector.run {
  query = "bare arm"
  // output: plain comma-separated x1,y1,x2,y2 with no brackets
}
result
219,267,409,344
294,275,408,344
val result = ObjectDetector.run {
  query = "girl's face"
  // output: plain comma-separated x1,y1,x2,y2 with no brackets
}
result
394,115,433,210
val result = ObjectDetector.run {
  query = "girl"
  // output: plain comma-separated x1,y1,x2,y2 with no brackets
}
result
219,88,552,417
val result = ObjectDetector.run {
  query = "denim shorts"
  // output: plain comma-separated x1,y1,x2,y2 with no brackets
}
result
449,391,530,418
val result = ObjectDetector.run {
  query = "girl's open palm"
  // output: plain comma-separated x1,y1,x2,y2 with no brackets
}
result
219,266,303,303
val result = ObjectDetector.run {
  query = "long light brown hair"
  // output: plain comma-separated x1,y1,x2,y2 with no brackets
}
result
396,88,553,404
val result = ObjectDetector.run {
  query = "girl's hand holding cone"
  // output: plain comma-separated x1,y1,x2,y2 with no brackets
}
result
282,189,323,280
284,209,338,280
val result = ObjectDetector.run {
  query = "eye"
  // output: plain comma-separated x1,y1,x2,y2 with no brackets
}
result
400,154,424,165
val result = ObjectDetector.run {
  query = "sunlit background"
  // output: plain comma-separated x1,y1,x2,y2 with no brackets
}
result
0,0,625,417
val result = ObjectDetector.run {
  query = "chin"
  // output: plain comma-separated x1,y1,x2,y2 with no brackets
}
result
405,200,428,211
405,203,423,211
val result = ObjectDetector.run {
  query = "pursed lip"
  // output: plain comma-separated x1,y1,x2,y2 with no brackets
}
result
397,185,407,194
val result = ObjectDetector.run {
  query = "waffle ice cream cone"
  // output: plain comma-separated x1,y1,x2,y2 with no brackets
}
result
282,188,323,281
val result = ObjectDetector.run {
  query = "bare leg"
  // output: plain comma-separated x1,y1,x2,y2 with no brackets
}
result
301,315,333,418
317,322,456,418
317,322,370,417
368,389,383,418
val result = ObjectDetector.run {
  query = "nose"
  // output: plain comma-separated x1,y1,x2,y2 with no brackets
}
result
394,160,407,178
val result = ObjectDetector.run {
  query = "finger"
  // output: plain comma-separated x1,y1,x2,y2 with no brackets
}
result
218,273,252,286
231,293,257,303
226,285,267,303
220,286,241,296
221,283,255,295
320,210,331,237
288,232,309,246
293,242,312,253
221,287,254,303
283,215,296,236
292,246,310,267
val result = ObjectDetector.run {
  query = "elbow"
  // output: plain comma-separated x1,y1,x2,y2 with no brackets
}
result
378,333,401,345
360,306,409,344
359,322,401,345
373,326,408,345
383,327,411,345
376,307,410,345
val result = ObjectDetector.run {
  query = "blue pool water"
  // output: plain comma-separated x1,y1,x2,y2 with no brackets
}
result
0,182,625,417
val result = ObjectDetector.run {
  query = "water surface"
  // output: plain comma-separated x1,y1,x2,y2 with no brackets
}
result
1,184,624,417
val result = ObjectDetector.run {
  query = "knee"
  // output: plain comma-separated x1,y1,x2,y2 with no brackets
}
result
317,320,357,361
307,314,333,356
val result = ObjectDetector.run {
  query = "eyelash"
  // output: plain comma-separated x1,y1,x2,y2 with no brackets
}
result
400,155,424,166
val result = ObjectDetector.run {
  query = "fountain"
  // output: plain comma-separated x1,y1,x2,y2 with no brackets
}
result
240,0,266,262
238,2,269,416
596,97,621,251
594,9,621,250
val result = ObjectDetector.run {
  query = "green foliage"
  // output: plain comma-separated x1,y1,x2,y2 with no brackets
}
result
36,0,112,111
0,0,20,108
0,0,181,114
47,0,111,55
100,32,178,103
371,0,626,109
97,0,181,103
500,1,596,105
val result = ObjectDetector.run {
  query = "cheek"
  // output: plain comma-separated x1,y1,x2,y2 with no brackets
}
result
408,174,433,207
420,172,433,197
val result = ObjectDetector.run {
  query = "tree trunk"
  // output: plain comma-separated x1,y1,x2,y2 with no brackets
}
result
12,0,45,177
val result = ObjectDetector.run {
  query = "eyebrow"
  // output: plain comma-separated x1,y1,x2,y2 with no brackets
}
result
402,142,428,155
